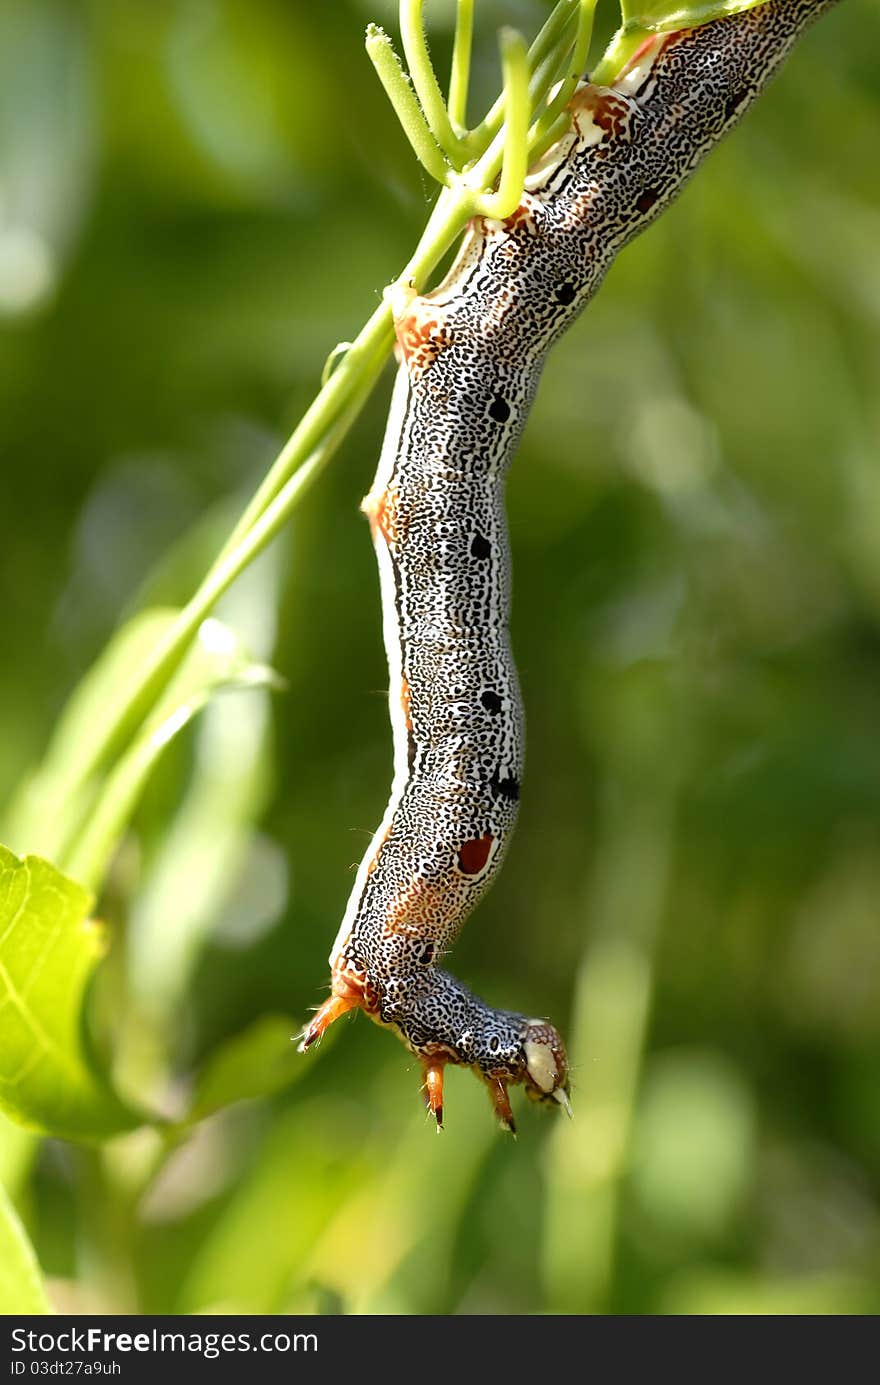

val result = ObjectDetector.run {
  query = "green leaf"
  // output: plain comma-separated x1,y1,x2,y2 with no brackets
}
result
186,1014,305,1123
0,1111,38,1200
593,0,767,85
0,844,136,1140
0,1182,51,1314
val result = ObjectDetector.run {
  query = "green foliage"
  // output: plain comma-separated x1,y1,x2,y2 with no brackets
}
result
186,1015,305,1123
0,846,134,1139
0,1184,50,1314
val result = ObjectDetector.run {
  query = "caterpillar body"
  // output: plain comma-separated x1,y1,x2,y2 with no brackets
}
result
301,0,837,1130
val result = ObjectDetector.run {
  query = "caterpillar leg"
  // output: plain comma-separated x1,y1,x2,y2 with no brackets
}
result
486,1077,517,1136
297,993,360,1051
421,1058,445,1131
297,965,378,1051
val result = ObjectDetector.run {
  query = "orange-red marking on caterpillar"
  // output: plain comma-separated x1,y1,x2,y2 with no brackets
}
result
569,85,635,142
384,874,448,938
388,284,453,382
457,833,494,876
361,484,404,547
501,192,542,236
400,676,413,732
612,29,686,87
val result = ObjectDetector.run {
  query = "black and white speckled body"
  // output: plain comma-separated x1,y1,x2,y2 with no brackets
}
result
305,0,839,1120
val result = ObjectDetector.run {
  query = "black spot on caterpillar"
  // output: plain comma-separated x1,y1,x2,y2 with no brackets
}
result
725,88,750,119
635,187,660,213
490,770,520,803
471,532,492,559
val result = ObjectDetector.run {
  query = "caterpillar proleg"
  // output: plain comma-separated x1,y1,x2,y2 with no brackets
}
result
300,0,840,1130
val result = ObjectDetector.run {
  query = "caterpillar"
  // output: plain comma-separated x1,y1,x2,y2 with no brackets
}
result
300,0,839,1131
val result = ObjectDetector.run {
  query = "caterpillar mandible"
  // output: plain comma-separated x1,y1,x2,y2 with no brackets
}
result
300,0,839,1131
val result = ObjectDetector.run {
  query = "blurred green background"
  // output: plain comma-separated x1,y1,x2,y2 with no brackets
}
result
1,0,879,1315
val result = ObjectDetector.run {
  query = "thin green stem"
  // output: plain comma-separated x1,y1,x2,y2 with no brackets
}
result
400,0,467,166
534,0,598,138
366,24,451,185
213,303,391,570
65,374,380,892
573,0,598,78
321,341,353,388
525,109,574,168
74,304,391,776
464,0,577,157
474,29,530,219
448,0,474,134
57,189,475,822
217,191,469,570
529,0,578,68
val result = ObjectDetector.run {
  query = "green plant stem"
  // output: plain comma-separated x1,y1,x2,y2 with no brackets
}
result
464,0,577,156
64,361,385,891
58,190,472,828
534,0,598,136
526,109,575,167
195,186,471,573
474,30,530,220
366,25,452,185
401,0,468,166
448,0,475,133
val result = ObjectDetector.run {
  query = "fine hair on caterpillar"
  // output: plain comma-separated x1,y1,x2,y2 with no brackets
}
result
299,0,841,1132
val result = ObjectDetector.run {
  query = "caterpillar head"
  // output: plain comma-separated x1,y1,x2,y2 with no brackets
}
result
519,1019,571,1114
